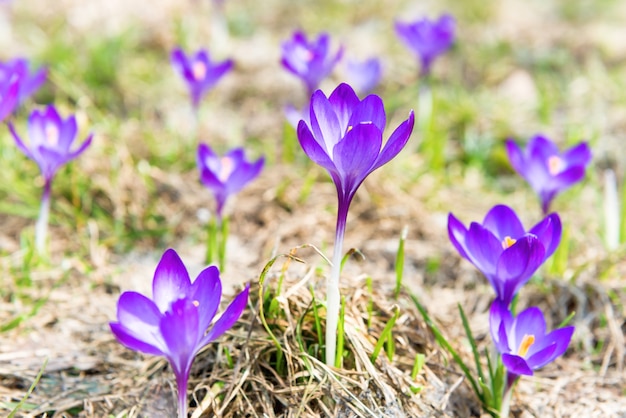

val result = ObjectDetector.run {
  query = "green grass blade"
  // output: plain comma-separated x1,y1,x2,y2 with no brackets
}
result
394,226,408,299
8,357,48,418
458,303,486,384
370,306,400,363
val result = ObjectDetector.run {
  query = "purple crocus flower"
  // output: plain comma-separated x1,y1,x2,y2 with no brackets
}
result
0,58,46,104
395,14,455,76
297,82,414,365
506,135,592,214
171,47,234,110
490,300,574,391
110,248,249,418
281,30,343,96
197,143,264,221
345,57,382,95
0,76,19,122
448,205,561,306
9,105,93,254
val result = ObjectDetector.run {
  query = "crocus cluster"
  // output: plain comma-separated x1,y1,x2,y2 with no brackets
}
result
297,82,414,365
110,249,249,418
10,105,93,255
171,47,234,111
395,14,455,77
506,135,592,214
448,203,575,414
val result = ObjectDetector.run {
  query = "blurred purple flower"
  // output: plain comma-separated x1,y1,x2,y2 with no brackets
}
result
448,205,561,306
506,135,592,214
345,57,382,95
0,76,19,122
281,30,343,96
490,300,574,389
297,82,414,365
171,47,233,109
9,105,93,183
0,58,46,104
197,143,264,221
395,14,455,76
9,105,93,254
110,248,249,418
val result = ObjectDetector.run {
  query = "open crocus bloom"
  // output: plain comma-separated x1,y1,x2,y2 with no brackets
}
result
448,205,561,305
506,135,592,214
281,30,343,95
0,76,19,121
9,105,93,182
395,14,455,76
110,249,249,418
171,47,233,109
197,143,264,220
490,300,574,378
297,82,414,212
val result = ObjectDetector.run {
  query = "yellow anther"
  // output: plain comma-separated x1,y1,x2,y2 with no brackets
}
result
517,334,535,357
192,300,200,307
547,155,564,176
501,236,517,249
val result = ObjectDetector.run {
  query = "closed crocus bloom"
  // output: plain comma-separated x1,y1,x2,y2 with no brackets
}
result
281,31,343,96
345,57,382,95
110,249,249,418
297,82,414,366
506,135,592,214
395,14,455,76
0,58,46,104
197,143,264,221
490,300,574,381
448,205,561,306
171,47,234,110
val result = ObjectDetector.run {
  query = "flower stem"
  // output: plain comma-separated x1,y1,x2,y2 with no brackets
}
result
500,372,518,418
35,180,52,256
177,372,188,418
326,199,348,366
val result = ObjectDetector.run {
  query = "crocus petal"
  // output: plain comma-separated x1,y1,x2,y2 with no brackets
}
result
552,166,586,190
528,135,560,161
328,83,360,133
482,205,526,241
371,110,415,172
347,94,386,133
563,142,591,166
447,212,469,259
502,354,534,376
511,307,546,349
9,122,34,160
153,249,192,313
190,265,223,330
505,139,524,173
495,236,545,304
114,291,165,353
297,120,337,171
310,90,342,154
160,298,201,378
202,285,249,345
110,322,164,356
332,122,381,190
464,222,502,276
533,326,575,364
57,116,78,152
525,343,558,370
529,213,561,259
67,133,94,161
226,157,265,194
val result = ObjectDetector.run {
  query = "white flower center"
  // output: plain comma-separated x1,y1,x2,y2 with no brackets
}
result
218,156,235,182
192,61,207,80
547,156,564,176
45,124,60,147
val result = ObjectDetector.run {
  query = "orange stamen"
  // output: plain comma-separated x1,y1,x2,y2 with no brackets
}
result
517,334,535,357
548,155,564,176
501,236,517,249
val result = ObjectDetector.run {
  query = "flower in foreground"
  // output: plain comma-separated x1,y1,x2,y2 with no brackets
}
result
395,14,455,77
345,57,382,95
0,58,47,104
110,249,249,418
171,47,234,110
9,105,93,254
281,30,343,96
506,135,592,214
297,82,414,365
490,300,574,388
448,204,561,306
197,143,264,222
